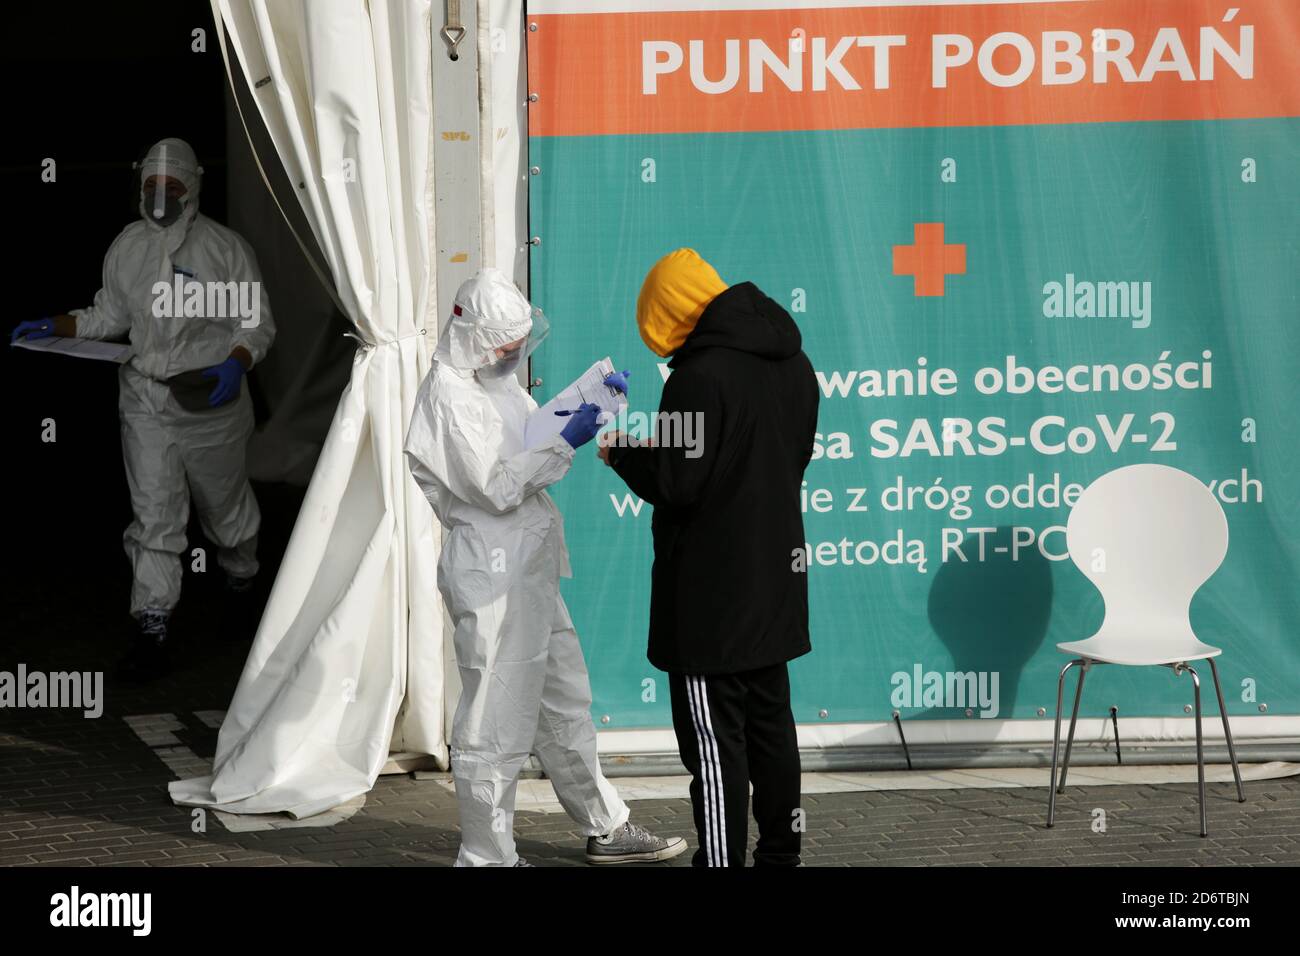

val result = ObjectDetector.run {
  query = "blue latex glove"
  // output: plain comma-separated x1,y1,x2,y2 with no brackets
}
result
11,318,56,343
603,369,631,396
202,357,246,407
559,403,603,449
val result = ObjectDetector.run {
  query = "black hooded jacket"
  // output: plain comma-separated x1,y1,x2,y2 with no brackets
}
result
610,281,820,674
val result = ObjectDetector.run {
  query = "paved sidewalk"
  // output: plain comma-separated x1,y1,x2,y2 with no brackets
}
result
3,703,1298,866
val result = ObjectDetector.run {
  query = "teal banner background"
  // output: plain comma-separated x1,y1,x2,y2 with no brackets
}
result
528,118,1300,730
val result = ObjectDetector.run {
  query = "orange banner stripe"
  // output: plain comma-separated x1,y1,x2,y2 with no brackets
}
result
527,0,1300,137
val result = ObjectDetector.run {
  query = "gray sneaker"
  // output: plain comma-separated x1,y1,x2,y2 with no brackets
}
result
513,857,534,867
586,821,688,864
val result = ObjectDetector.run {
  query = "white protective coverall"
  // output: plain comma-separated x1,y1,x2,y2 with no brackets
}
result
404,268,628,867
71,138,275,616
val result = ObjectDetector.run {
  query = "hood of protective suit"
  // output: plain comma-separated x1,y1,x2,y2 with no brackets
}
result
435,268,537,374
138,137,202,235
635,248,728,358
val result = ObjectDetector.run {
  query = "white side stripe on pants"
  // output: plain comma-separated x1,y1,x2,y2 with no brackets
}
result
687,676,728,867
685,678,718,866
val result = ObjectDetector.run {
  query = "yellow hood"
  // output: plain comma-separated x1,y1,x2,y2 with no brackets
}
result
635,249,728,357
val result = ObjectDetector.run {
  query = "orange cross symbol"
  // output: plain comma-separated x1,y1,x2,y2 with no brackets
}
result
892,223,966,296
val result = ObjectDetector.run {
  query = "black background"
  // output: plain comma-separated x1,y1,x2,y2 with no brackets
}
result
1,1,295,670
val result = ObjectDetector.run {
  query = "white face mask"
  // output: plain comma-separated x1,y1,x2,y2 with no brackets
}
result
477,345,525,380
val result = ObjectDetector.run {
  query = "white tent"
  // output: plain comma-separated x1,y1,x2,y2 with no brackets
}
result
172,1,1299,821
171,0,528,817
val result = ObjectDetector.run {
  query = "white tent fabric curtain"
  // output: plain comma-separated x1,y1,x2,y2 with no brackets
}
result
169,0,445,818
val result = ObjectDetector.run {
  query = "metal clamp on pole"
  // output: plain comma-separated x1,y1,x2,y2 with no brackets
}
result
441,0,466,61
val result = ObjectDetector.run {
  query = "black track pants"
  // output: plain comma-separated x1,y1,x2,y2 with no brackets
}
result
668,663,802,867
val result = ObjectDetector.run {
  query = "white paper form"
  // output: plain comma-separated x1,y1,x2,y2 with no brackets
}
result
11,336,131,364
524,356,628,450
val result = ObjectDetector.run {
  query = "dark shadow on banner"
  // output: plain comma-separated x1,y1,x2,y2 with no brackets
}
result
924,525,1054,720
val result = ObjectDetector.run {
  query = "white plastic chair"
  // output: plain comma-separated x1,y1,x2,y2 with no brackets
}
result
1047,463,1245,837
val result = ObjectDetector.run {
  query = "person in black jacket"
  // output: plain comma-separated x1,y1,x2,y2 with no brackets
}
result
599,248,820,866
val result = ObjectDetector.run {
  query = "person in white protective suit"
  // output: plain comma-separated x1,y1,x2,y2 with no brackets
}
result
10,138,275,680
404,268,686,867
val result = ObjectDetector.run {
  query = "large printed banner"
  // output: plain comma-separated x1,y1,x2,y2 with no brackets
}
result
526,0,1300,734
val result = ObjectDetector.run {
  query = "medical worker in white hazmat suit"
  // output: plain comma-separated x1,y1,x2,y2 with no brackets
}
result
11,138,275,679
404,268,686,867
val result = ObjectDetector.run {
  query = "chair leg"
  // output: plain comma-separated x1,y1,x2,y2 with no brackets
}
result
1047,659,1082,828
1182,664,1208,838
1058,661,1089,794
1207,657,1246,803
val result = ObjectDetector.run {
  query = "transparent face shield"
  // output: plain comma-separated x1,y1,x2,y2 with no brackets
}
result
135,140,199,228
477,307,551,379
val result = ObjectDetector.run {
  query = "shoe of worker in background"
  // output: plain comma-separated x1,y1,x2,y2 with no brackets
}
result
586,821,688,864
220,573,258,642
226,573,255,596
116,609,172,682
